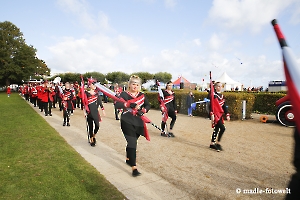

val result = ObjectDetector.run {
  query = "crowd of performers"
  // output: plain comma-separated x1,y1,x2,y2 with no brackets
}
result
18,76,230,177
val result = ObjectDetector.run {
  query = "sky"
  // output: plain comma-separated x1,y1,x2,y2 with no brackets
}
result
1,0,300,89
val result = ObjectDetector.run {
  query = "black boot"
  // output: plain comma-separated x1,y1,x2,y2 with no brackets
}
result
132,169,141,177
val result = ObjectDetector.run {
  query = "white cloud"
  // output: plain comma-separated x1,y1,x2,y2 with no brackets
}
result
56,0,112,31
48,34,140,73
208,33,223,50
164,0,177,9
208,0,297,33
193,39,201,46
290,1,300,24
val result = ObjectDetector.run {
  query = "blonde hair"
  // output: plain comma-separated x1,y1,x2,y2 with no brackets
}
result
128,75,141,92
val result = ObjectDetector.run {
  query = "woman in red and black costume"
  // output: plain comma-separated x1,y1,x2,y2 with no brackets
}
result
209,82,230,152
62,82,74,126
160,81,177,137
115,75,151,177
85,78,105,146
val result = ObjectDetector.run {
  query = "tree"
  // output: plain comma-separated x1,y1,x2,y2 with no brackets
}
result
153,72,172,83
60,73,81,83
84,72,105,83
106,71,130,84
131,72,154,84
0,21,49,86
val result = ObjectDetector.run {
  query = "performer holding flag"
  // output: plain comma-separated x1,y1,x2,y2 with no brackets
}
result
159,81,177,137
81,77,105,147
62,82,74,126
271,19,300,199
115,75,151,177
208,72,230,152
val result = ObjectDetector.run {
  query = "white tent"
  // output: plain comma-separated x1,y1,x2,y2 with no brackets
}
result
215,72,243,91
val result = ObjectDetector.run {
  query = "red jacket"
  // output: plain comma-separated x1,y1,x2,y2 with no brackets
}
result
40,86,49,102
6,87,11,94
31,86,38,98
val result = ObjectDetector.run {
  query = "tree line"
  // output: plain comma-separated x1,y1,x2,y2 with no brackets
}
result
49,71,172,85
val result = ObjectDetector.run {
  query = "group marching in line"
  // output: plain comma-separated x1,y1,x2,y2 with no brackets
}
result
18,75,230,177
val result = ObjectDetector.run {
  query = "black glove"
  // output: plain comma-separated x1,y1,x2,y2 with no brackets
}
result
130,103,137,108
137,110,144,116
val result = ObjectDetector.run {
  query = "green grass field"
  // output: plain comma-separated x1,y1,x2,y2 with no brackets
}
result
0,92,126,199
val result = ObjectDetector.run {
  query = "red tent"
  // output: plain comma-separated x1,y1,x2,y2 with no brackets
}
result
173,76,190,86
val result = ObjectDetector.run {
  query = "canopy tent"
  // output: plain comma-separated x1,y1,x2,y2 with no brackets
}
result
173,76,190,85
172,76,196,89
215,72,243,91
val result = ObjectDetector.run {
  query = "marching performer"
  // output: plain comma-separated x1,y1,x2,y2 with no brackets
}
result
115,75,151,177
62,82,74,126
160,81,177,137
209,81,230,152
83,78,106,146
114,83,122,120
40,81,50,116
6,86,11,97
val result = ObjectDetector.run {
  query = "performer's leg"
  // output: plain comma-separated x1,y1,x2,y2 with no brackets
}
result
121,123,137,165
114,105,119,120
63,110,67,126
168,111,177,137
33,97,37,107
66,110,71,125
59,98,62,111
48,101,52,116
169,110,177,130
211,125,220,143
44,102,49,116
87,116,94,144
93,119,99,134
217,123,226,142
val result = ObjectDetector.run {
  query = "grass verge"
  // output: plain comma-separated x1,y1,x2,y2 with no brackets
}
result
0,92,126,199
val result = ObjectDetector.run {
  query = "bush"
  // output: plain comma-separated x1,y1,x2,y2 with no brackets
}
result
144,90,285,120
252,93,285,115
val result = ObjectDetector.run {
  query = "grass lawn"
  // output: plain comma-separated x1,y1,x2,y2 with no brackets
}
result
0,92,126,199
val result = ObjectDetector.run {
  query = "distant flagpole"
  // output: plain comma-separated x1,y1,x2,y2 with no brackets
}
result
271,19,300,131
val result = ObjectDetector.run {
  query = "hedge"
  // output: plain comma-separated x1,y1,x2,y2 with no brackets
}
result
144,90,286,120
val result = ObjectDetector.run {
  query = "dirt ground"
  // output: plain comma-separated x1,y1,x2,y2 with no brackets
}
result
66,102,294,200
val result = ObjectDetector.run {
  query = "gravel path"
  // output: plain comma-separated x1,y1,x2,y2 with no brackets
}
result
55,102,294,200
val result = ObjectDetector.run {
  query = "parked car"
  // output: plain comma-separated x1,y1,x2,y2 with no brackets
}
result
275,95,295,127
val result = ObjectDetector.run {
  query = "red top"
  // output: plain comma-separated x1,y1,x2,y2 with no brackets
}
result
6,87,11,94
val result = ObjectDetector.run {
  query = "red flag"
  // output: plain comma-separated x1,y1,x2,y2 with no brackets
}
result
272,19,300,130
156,80,168,122
80,75,90,114
94,82,151,141
210,71,224,128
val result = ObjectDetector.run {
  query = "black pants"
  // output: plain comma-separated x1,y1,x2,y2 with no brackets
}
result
121,121,142,167
63,109,71,122
42,101,49,115
161,109,176,131
52,95,57,108
114,104,120,120
76,96,81,108
24,94,29,101
211,118,225,143
58,98,62,111
87,115,100,138
37,98,42,110
31,97,37,107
